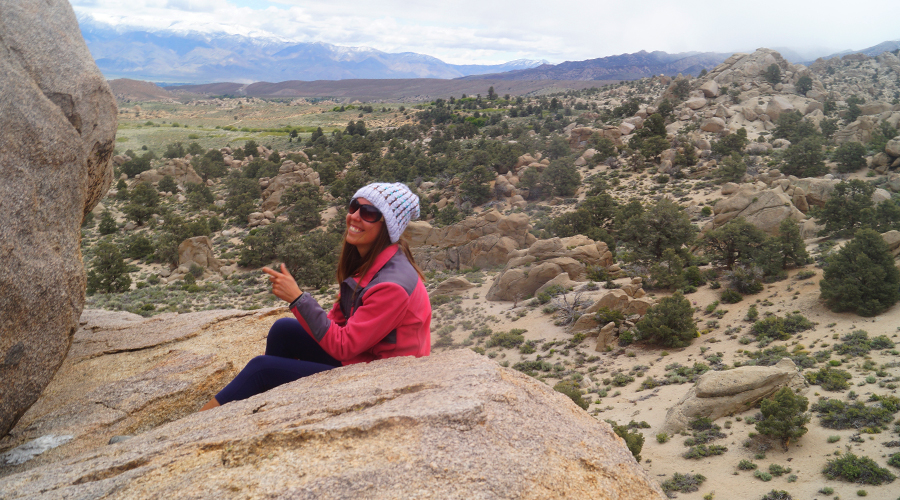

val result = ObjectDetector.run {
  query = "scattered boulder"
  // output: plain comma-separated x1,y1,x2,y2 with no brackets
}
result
0,345,666,499
177,236,221,273
661,358,806,434
431,277,475,296
0,0,117,437
700,117,726,133
135,158,203,185
712,186,805,234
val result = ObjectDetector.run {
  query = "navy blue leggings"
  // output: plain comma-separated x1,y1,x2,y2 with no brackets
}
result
215,317,341,404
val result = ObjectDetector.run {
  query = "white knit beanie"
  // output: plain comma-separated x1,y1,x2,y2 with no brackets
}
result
352,182,420,243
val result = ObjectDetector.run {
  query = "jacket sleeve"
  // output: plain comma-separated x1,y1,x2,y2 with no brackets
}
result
291,282,410,361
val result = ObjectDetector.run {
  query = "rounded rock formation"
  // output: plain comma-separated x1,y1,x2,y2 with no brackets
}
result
0,0,117,436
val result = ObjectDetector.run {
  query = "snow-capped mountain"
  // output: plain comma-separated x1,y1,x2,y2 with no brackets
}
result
76,14,547,83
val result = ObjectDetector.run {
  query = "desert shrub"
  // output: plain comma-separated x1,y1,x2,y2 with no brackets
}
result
725,265,763,294
888,453,900,468
738,459,758,470
822,453,895,485
754,470,773,481
760,490,792,500
821,229,900,316
756,387,810,449
683,444,727,459
661,473,706,496
595,306,625,327
606,420,644,461
812,398,897,430
768,464,792,477
750,314,813,342
635,291,697,348
720,288,743,304
764,64,781,84
656,432,670,444
611,372,635,387
743,345,817,369
554,380,589,410
663,362,710,385
836,330,895,357
805,367,852,391
486,330,525,349
512,360,552,376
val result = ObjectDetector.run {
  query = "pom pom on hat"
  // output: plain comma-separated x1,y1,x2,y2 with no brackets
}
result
351,183,420,243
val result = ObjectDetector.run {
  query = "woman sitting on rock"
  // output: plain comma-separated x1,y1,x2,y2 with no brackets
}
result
201,182,431,410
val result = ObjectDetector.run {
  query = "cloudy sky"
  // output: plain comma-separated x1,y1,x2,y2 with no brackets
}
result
71,0,899,64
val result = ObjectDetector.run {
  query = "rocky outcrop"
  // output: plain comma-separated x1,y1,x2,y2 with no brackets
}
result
431,276,476,295
178,236,221,272
486,236,614,301
135,158,203,185
0,0,117,437
712,185,805,234
406,209,537,271
258,160,320,212
0,320,666,499
661,358,806,434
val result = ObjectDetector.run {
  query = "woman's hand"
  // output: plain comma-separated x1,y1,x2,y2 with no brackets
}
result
262,263,302,303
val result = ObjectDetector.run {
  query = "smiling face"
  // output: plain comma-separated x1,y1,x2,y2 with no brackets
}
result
345,197,385,257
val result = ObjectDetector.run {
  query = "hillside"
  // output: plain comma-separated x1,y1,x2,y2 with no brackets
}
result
5,47,900,499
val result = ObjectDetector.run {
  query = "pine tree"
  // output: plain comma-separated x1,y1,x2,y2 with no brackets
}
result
98,209,117,235
86,241,132,294
820,229,900,316
756,386,810,450
635,291,697,347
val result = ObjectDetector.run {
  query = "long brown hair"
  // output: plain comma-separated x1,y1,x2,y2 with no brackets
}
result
336,223,425,289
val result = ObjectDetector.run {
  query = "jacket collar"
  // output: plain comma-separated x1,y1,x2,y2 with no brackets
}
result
355,244,399,288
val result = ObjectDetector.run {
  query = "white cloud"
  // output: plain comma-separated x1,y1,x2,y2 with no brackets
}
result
73,0,900,64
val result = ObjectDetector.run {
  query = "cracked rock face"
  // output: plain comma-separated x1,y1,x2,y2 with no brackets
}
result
0,318,665,499
0,0,118,436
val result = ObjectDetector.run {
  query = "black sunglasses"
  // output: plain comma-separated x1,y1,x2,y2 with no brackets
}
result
348,198,383,223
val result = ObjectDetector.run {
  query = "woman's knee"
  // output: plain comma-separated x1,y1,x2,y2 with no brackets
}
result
267,317,301,343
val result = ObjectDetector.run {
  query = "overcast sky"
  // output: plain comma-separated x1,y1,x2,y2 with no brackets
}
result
71,0,898,64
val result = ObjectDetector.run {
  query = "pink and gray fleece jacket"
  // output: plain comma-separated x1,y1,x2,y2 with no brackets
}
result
289,244,431,365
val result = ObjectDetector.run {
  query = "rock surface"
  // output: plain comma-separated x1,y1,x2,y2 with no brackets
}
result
407,209,537,271
661,358,806,433
0,338,665,499
0,0,117,436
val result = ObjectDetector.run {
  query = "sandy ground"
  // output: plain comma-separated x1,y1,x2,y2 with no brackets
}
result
429,261,900,500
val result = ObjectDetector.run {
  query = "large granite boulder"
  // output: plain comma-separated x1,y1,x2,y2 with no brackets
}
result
661,358,806,434
178,236,221,272
0,0,117,437
0,337,665,498
258,160,320,212
712,186,805,234
407,210,536,271
486,236,614,301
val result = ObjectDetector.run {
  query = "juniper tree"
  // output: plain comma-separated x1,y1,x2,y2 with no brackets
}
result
820,228,900,316
756,386,810,450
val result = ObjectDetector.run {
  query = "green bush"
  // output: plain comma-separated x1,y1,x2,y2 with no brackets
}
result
750,314,813,342
834,142,868,173
754,470,773,481
756,387,810,449
738,459,758,470
822,453,895,485
486,330,525,349
86,241,132,295
661,473,706,496
554,380,589,410
595,306,625,326
812,398,897,430
684,444,727,459
606,420,644,461
720,288,743,304
805,367,852,391
820,229,900,316
760,491,792,500
98,209,117,235
512,359,552,376
635,291,697,348
888,453,900,468
836,330,895,357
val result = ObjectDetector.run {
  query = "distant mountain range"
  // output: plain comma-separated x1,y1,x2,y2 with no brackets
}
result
458,50,734,81
77,14,899,85
76,14,547,83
